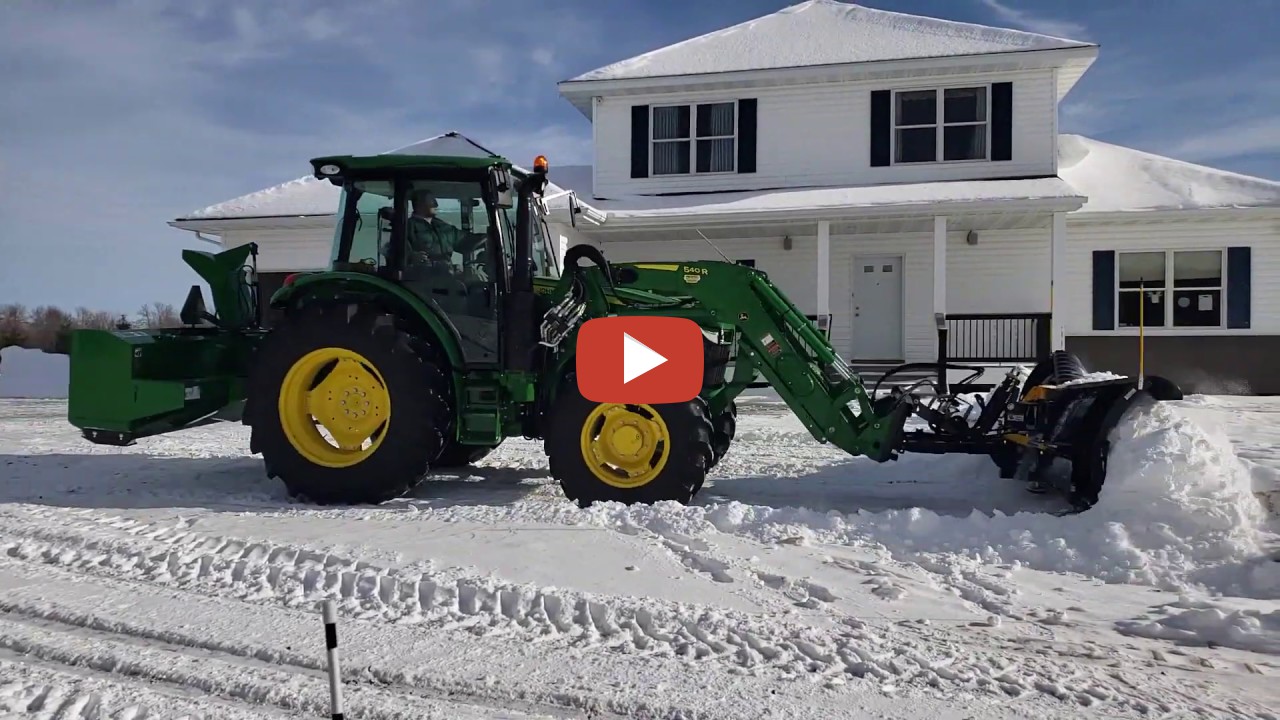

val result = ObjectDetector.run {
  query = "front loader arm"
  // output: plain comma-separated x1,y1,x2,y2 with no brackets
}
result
608,261,910,462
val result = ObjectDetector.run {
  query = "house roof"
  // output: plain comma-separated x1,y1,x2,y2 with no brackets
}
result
564,0,1093,85
1057,134,1280,213
173,132,582,227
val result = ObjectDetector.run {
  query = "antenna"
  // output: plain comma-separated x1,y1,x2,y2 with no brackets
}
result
694,229,735,264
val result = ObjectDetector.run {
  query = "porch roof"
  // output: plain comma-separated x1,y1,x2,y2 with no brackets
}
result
581,176,1084,227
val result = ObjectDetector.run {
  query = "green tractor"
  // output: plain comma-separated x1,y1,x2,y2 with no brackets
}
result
63,149,1181,511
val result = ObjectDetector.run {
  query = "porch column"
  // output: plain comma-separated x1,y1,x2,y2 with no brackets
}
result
933,215,947,319
817,220,831,320
1050,212,1067,351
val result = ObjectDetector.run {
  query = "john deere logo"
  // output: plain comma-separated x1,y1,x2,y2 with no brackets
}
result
683,274,702,284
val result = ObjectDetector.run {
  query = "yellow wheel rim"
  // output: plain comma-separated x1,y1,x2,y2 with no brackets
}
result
277,347,391,468
578,403,671,489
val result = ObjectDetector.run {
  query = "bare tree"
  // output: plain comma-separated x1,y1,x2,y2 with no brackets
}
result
26,305,73,353
135,302,180,329
0,304,28,349
73,307,117,331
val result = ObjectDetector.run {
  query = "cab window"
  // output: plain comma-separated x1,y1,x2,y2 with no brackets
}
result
500,206,560,280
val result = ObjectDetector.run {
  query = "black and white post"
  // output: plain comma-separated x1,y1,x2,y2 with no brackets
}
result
322,600,345,719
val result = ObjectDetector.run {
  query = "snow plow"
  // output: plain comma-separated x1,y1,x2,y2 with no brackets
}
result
61,150,1182,512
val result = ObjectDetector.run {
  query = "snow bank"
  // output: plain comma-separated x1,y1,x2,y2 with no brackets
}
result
583,395,1279,600
1116,596,1280,655
0,347,68,399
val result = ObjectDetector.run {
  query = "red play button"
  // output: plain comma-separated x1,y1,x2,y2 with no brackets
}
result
576,316,703,404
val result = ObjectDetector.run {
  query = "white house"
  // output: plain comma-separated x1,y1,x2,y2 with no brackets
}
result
171,0,1280,394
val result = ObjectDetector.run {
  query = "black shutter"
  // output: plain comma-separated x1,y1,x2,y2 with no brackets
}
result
1092,250,1115,330
1227,246,1251,328
991,81,1013,162
737,98,757,174
630,105,649,179
870,90,891,167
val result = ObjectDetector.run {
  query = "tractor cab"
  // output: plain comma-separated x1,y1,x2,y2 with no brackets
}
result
310,153,559,366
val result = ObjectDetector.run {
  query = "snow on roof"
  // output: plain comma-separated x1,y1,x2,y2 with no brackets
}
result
177,133,579,222
566,0,1092,84
1058,134,1280,213
590,177,1082,221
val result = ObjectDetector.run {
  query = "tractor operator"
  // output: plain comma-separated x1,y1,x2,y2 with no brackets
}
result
407,190,483,269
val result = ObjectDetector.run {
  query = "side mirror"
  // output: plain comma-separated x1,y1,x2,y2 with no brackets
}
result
489,166,514,209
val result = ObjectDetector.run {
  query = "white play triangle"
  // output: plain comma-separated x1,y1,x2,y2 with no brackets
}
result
622,332,667,384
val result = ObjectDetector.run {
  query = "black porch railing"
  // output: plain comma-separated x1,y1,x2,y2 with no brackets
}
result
944,313,1052,363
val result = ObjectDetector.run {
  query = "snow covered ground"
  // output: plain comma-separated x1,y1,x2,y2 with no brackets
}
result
1,394,1278,719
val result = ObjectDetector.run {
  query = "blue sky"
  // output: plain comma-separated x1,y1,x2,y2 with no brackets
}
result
1,0,1277,315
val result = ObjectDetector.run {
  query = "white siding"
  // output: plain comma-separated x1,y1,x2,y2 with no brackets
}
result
592,69,1056,199
547,221,595,267
596,234,819,314
221,228,333,272
945,226,1051,313
1062,217,1280,335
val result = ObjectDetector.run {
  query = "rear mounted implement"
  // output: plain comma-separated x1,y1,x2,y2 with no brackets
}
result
67,243,265,446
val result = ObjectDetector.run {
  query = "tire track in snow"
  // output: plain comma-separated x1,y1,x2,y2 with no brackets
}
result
0,655,295,720
0,614,549,719
0,507,901,676
0,506,1268,717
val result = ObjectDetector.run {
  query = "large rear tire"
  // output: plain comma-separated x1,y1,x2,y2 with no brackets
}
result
245,304,451,505
545,375,714,508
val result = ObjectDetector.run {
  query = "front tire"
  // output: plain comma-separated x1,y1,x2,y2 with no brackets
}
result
545,376,714,508
245,304,451,504
709,400,737,470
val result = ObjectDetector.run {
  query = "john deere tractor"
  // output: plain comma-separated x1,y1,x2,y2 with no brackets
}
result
62,149,1180,511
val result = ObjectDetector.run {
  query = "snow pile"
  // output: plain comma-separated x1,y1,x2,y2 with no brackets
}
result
1086,396,1278,596
1116,596,1280,655
0,346,68,398
1059,134,1280,213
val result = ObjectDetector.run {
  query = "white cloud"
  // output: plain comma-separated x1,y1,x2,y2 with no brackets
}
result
977,0,1089,40
0,0,595,312
1165,116,1280,164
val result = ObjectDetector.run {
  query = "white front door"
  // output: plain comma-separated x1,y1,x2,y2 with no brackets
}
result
850,255,904,360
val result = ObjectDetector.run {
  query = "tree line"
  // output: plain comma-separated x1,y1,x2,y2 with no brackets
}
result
0,303,181,354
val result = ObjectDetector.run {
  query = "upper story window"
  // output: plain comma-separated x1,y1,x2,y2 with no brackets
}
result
652,101,737,175
893,86,989,164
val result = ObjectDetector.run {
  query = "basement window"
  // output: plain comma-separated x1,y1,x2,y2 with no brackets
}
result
1117,249,1224,328
652,101,736,175
892,86,989,163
